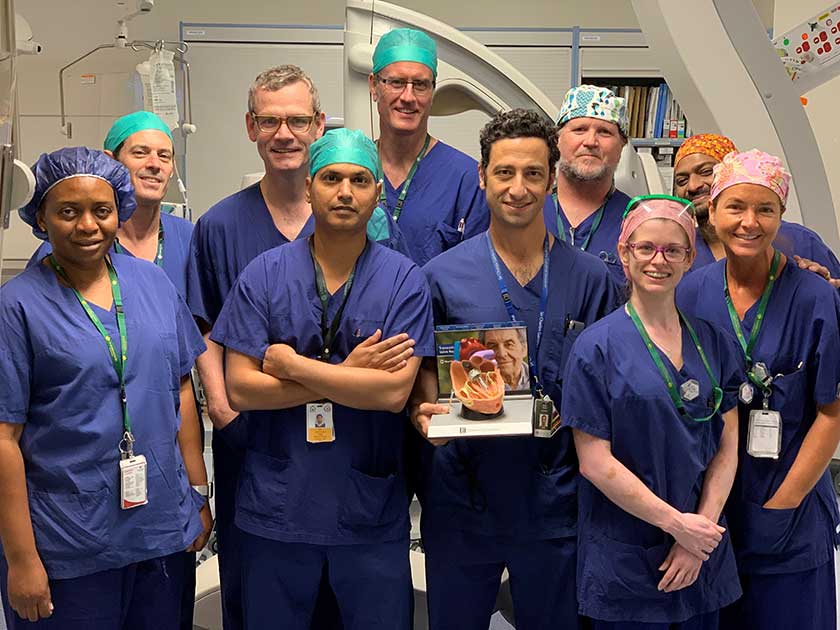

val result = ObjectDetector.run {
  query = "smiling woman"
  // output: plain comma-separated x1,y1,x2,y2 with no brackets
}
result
677,150,840,630
0,147,210,630
562,195,743,628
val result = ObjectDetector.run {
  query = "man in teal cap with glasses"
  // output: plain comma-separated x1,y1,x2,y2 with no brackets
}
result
211,128,433,630
369,27,489,266
28,110,195,298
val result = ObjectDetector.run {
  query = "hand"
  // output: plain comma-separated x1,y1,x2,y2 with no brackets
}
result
7,556,53,622
794,255,835,285
188,502,214,552
666,512,725,560
657,543,702,592
344,330,415,372
409,401,452,446
262,344,299,381
207,400,238,431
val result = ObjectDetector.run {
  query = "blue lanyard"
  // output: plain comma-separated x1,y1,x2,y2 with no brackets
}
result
553,191,611,252
485,231,550,396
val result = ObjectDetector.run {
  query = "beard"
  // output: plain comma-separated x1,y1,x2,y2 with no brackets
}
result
558,155,613,183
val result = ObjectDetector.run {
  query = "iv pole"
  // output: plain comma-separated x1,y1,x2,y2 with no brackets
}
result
57,4,196,139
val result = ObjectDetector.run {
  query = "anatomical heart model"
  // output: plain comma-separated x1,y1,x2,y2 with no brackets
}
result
449,337,505,418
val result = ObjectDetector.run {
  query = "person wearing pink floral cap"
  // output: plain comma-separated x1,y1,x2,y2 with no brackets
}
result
673,134,840,284
677,149,840,630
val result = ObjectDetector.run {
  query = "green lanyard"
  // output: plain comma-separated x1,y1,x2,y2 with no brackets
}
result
627,302,723,422
114,220,165,267
723,250,780,391
379,134,431,223
309,237,360,360
49,255,132,440
553,190,611,251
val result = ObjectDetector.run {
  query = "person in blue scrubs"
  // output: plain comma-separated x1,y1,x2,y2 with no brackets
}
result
544,85,632,284
0,147,210,629
369,28,489,266
672,133,840,283
186,65,411,630
677,149,840,630
28,111,195,297
411,109,622,630
563,195,742,629
28,111,209,630
210,128,433,630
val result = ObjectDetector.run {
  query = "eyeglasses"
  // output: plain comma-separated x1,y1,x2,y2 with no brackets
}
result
376,75,435,95
250,112,317,134
623,193,696,218
626,241,692,263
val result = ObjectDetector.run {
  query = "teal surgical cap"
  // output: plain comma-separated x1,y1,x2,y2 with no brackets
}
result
372,28,437,78
309,128,382,181
104,111,173,153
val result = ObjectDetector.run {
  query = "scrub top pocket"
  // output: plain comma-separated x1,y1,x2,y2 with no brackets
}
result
338,467,403,532
29,486,111,564
579,534,672,603
236,450,292,523
528,464,577,534
422,221,463,262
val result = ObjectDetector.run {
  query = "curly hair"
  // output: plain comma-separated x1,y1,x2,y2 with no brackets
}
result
479,108,560,173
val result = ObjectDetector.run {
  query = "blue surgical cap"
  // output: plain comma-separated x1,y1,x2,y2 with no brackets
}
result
372,28,438,78
104,111,173,153
19,147,137,241
309,129,382,181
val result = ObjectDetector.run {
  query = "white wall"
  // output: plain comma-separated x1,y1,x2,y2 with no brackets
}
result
4,0,775,264
774,1,840,238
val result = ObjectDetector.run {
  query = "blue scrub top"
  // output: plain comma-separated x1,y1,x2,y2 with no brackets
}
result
692,220,840,277
562,308,743,623
210,239,434,546
0,254,206,580
678,258,840,575
186,182,410,328
27,212,194,298
543,189,630,286
419,233,622,548
380,141,489,266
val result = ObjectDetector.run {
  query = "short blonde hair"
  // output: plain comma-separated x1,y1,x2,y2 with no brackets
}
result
247,65,321,114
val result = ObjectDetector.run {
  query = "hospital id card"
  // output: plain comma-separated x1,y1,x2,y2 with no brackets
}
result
747,409,782,459
119,455,148,510
533,396,560,438
307,402,335,443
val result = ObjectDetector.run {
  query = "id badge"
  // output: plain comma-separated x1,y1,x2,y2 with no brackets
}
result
747,409,782,459
119,455,148,510
307,402,335,443
533,396,560,438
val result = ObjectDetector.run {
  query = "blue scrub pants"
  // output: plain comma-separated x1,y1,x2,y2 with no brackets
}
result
0,552,183,630
424,535,578,630
212,420,246,630
719,560,836,630
589,611,718,630
240,532,411,630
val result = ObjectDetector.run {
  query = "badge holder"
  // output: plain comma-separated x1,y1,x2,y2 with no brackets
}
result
747,386,782,459
532,394,560,438
307,402,335,443
119,431,148,510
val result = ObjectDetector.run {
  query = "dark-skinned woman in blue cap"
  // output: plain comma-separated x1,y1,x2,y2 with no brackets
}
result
0,147,210,629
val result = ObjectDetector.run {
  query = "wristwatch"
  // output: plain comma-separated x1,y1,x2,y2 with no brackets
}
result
191,482,213,499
